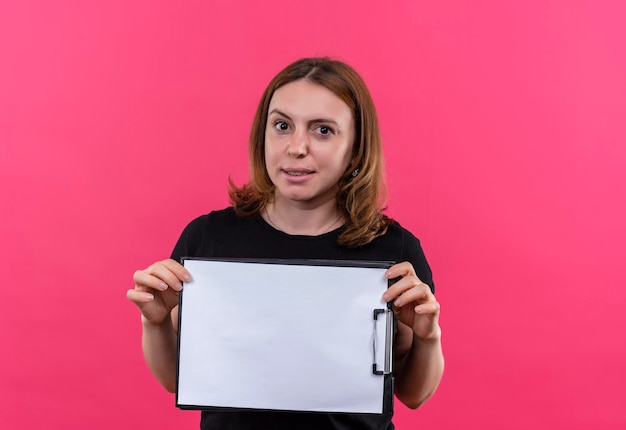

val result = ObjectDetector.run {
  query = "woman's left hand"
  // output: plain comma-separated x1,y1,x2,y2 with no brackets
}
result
383,262,441,340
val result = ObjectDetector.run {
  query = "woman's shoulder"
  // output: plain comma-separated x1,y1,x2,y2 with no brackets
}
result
184,206,263,239
381,219,422,246
206,206,239,223
382,219,434,291
172,207,249,260
183,207,238,228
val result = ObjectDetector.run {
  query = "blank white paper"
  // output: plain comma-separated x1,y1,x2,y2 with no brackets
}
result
177,259,391,414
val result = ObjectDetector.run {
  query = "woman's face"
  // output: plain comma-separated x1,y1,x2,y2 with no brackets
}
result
264,79,355,208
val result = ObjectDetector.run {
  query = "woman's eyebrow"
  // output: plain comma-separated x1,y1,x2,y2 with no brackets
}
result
268,109,292,120
268,109,340,126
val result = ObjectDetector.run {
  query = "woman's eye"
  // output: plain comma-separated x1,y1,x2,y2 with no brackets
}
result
274,121,289,131
317,125,334,136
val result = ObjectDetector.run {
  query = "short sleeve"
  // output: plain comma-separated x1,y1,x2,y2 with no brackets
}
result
170,215,209,263
402,230,435,293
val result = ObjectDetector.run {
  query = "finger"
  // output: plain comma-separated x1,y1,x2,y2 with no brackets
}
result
393,283,432,307
145,262,185,292
133,270,168,292
386,262,419,280
160,259,192,283
415,301,440,315
127,288,154,304
383,275,430,303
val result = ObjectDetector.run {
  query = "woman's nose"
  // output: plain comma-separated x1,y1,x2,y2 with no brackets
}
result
287,130,308,158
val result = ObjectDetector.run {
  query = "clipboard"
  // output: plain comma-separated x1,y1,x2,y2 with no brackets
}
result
176,258,395,414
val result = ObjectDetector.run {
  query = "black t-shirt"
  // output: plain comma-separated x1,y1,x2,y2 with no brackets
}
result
171,207,434,430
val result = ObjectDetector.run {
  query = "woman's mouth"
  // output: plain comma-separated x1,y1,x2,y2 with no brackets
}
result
283,169,314,176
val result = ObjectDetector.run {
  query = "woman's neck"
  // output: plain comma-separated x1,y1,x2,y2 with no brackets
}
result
263,198,344,236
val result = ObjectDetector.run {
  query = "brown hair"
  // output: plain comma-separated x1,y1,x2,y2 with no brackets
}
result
229,57,392,248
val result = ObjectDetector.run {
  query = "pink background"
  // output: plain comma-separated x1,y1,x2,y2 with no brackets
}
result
1,1,625,429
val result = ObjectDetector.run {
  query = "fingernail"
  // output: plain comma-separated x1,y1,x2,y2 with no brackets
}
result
183,273,191,282
382,293,389,301
159,282,168,290
145,293,154,301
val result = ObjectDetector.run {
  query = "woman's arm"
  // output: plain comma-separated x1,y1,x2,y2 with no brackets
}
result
384,262,444,408
127,259,190,393
140,310,179,392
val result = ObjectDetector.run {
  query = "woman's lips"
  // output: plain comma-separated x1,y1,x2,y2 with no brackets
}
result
281,168,314,181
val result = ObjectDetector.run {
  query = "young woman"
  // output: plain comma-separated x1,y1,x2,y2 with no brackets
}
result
127,57,444,430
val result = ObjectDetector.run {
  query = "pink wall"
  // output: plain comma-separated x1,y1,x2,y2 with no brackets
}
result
1,1,624,428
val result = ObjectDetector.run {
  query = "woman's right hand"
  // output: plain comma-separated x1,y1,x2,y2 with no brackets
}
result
127,259,191,325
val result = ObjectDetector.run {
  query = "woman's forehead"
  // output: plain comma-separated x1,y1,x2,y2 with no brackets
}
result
268,80,353,123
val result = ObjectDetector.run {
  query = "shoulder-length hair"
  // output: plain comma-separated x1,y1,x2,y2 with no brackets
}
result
229,57,392,248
